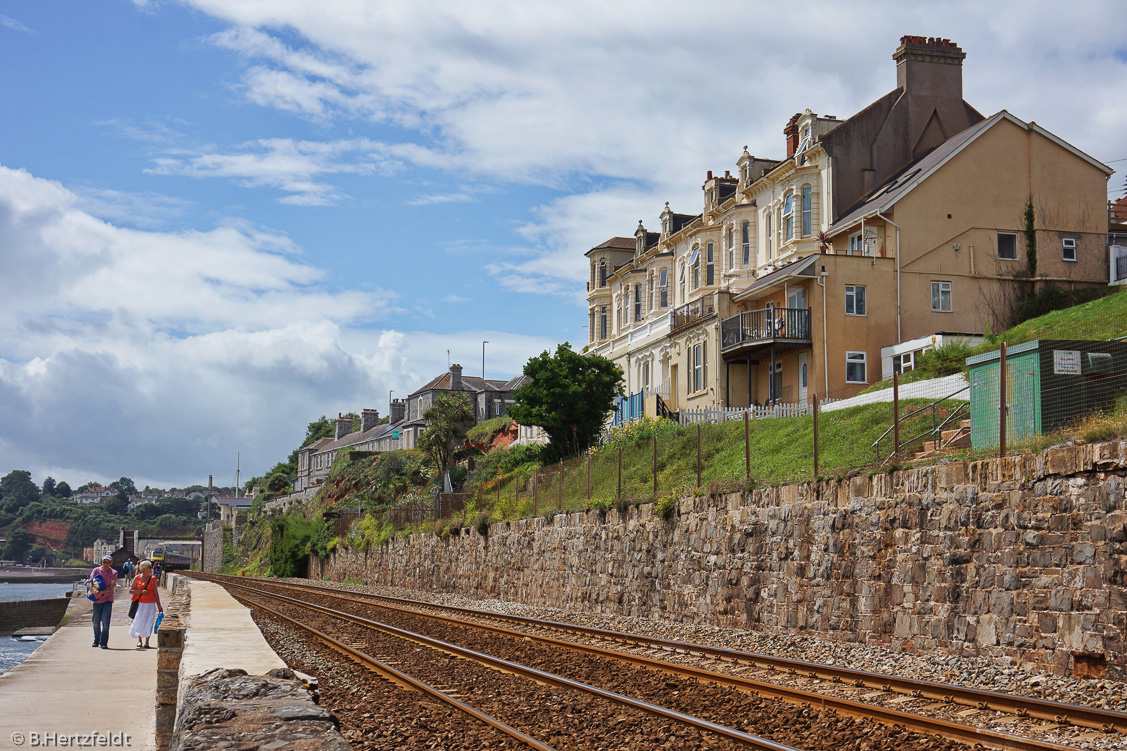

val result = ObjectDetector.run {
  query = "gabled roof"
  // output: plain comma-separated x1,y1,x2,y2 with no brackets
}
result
585,237,635,256
829,111,1114,235
411,371,502,396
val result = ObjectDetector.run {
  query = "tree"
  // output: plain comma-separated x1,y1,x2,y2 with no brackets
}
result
42,477,57,497
0,470,40,507
2,528,34,561
110,476,137,497
507,343,624,459
102,496,129,516
55,481,72,498
417,392,475,477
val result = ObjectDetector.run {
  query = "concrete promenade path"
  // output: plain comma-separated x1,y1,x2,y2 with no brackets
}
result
0,584,163,751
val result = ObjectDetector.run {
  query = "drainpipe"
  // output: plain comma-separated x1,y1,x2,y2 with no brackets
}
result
816,266,829,395
875,210,902,344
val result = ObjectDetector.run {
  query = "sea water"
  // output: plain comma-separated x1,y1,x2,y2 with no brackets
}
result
0,582,77,675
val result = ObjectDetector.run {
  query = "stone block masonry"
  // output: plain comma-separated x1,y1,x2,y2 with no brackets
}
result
319,440,1127,678
0,597,70,635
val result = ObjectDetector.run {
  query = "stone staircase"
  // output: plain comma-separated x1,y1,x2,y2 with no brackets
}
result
915,418,971,459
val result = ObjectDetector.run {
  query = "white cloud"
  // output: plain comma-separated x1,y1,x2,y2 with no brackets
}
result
442,294,471,303
169,0,1127,295
0,162,554,487
408,191,476,206
147,137,401,205
0,14,35,34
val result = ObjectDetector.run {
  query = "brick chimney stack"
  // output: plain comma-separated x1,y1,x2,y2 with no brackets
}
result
335,413,353,440
390,399,406,424
784,113,801,158
449,363,463,391
894,36,965,98
361,408,380,432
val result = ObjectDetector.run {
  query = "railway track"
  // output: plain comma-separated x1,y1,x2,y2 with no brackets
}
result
194,574,1114,750
218,577,811,750
258,575,1127,737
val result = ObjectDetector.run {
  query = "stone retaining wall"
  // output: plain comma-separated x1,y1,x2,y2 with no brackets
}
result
319,440,1127,678
0,597,70,635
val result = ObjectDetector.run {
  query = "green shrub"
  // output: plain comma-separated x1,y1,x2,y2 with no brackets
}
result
466,416,514,444
655,495,677,521
268,515,317,577
472,510,493,536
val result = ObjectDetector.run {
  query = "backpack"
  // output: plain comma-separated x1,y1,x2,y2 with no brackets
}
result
85,572,107,601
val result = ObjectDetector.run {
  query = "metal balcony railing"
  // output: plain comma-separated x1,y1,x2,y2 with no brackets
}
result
720,307,812,352
671,294,716,332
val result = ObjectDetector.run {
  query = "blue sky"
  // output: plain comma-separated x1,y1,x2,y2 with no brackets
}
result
1,1,1124,488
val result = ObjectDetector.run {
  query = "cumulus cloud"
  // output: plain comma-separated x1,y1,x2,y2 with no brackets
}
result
0,162,554,486
167,0,1127,296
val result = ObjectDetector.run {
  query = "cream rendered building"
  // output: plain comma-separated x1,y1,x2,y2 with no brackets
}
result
586,36,1113,415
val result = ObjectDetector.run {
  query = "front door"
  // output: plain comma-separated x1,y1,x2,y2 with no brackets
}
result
798,353,809,403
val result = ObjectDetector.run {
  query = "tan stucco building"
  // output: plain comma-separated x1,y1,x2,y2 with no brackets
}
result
586,36,1113,414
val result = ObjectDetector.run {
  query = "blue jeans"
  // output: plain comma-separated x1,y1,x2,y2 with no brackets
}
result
92,601,112,646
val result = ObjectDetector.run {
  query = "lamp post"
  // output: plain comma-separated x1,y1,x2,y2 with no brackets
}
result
389,389,394,417
482,341,489,379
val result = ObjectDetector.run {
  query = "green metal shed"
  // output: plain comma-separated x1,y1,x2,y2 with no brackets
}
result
967,339,1127,449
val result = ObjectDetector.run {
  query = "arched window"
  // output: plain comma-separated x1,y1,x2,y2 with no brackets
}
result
741,221,750,266
689,245,701,289
599,259,608,287
727,225,735,268
648,271,654,311
659,268,668,308
679,264,686,304
783,193,794,241
705,242,715,286
633,283,642,322
801,185,812,237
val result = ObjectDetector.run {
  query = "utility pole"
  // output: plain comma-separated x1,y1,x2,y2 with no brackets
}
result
207,475,213,522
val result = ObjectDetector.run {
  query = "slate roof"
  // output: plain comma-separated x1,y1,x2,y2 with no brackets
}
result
585,237,635,256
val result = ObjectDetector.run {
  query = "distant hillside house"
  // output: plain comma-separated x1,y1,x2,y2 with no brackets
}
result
293,363,533,493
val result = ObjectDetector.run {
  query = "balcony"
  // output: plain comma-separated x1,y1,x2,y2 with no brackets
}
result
671,294,716,334
720,306,812,355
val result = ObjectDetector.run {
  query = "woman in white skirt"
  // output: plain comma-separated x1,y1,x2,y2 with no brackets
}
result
128,560,163,648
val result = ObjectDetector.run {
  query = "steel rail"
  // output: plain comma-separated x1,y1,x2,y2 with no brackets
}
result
233,593,557,751
204,575,1079,751
212,576,801,751
236,574,1127,735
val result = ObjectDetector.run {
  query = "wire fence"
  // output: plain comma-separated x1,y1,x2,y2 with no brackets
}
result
364,313,1127,534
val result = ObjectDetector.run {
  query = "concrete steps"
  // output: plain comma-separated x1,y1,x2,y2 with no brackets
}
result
915,419,971,459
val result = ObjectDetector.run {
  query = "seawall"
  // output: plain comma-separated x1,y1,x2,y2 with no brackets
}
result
318,440,1127,678
0,597,70,635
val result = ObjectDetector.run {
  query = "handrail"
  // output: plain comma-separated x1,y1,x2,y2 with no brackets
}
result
872,383,969,460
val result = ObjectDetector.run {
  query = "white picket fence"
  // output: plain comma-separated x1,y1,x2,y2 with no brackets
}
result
679,399,840,425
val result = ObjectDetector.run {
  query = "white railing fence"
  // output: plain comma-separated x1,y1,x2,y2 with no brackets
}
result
678,398,841,425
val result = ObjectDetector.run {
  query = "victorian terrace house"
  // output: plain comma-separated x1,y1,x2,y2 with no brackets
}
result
586,36,1113,416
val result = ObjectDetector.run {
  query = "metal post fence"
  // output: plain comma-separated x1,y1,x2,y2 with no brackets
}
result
696,424,702,488
744,410,750,479
617,446,623,499
653,436,658,501
893,371,901,459
999,341,1008,458
812,394,819,478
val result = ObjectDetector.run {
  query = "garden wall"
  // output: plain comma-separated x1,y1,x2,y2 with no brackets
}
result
318,440,1127,677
